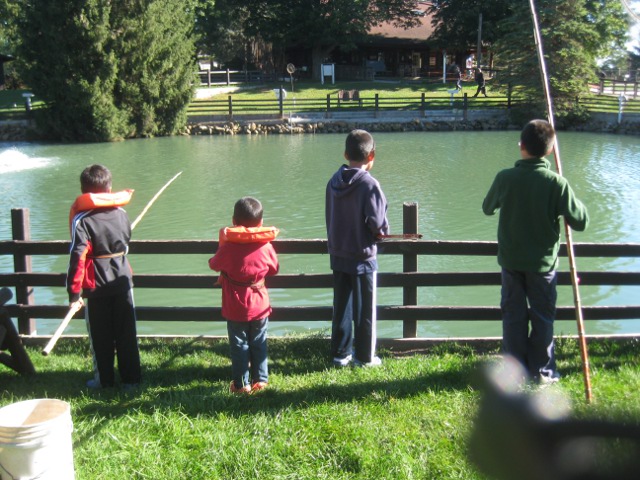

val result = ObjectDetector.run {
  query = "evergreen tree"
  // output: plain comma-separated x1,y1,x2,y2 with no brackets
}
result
16,0,196,142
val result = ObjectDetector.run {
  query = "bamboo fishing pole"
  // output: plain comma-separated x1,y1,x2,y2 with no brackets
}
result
43,171,183,356
528,0,592,403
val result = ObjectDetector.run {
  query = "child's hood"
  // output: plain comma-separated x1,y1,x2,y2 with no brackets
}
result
329,165,369,196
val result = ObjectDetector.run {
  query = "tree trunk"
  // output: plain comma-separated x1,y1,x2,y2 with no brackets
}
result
311,45,335,82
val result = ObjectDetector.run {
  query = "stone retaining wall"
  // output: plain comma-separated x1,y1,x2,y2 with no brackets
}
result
1,115,639,141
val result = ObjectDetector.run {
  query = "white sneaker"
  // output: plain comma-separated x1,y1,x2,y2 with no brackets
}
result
353,356,382,367
333,354,352,367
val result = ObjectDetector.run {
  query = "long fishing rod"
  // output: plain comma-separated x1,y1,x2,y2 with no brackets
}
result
528,0,592,403
43,171,183,356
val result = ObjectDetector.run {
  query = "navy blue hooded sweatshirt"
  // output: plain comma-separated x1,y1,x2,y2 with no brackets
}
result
326,165,389,271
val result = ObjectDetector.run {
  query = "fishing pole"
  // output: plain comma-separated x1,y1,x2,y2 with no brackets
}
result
43,171,184,356
528,0,592,403
377,233,423,241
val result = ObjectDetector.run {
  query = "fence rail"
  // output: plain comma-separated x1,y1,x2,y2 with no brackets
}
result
2,207,640,338
187,92,523,120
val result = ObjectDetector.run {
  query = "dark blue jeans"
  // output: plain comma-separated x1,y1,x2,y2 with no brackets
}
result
331,270,377,363
501,268,558,380
227,318,268,389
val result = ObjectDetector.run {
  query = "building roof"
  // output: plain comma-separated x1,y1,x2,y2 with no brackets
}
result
365,2,435,46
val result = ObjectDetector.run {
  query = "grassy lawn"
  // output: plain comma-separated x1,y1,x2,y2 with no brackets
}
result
2,336,639,479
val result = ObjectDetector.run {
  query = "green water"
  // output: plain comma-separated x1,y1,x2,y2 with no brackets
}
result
1,131,639,337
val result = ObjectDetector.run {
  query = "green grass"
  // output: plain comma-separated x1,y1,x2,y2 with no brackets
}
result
2,336,639,479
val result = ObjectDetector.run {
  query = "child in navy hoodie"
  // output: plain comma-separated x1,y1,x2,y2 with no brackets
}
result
325,130,389,367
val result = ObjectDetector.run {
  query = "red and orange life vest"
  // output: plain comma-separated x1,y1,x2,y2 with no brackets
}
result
69,190,134,228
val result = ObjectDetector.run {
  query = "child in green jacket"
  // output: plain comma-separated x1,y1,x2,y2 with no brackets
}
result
483,119,589,383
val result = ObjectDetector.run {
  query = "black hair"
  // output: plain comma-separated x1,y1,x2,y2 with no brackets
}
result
233,196,263,227
344,129,375,163
520,119,555,158
80,164,112,193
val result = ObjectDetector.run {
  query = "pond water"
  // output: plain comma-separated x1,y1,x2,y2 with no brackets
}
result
1,130,639,338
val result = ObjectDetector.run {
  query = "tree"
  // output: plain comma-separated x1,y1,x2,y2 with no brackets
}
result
15,0,197,142
493,0,628,119
427,0,514,52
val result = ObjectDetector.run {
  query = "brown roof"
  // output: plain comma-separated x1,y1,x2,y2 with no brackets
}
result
367,2,434,44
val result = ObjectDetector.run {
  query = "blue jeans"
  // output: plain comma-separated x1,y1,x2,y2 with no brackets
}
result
227,318,268,388
501,268,558,380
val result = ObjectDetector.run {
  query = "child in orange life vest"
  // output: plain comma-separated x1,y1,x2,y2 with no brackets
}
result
67,164,141,390
209,197,279,394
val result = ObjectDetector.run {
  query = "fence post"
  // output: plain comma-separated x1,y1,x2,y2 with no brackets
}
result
11,208,36,335
507,83,512,109
421,92,426,116
326,94,331,119
207,70,211,87
374,93,379,118
228,95,233,120
279,86,284,119
226,68,231,86
463,93,468,121
402,202,419,338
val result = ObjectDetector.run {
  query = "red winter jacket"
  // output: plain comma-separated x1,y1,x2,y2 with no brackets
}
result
209,239,279,322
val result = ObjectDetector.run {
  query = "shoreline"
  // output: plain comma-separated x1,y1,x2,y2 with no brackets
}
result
1,113,639,142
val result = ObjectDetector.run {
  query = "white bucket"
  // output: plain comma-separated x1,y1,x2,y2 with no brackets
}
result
0,399,74,480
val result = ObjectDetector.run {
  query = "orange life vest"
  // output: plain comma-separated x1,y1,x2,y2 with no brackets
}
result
69,190,134,227
218,225,279,245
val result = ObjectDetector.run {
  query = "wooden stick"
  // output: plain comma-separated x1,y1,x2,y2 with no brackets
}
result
42,300,82,356
44,172,184,356
377,233,423,241
131,171,183,230
529,0,592,403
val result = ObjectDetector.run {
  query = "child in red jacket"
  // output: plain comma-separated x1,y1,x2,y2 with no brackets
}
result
209,197,279,394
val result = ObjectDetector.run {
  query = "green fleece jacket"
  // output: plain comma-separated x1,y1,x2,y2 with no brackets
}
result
482,157,589,272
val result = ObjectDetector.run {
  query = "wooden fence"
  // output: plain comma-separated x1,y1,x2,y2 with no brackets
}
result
2,206,640,338
188,91,520,121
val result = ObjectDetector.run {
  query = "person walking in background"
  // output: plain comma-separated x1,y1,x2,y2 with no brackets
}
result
209,197,279,394
67,164,141,390
473,67,488,97
326,129,389,368
482,119,589,384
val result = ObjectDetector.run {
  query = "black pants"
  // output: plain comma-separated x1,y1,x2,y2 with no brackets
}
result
331,270,377,363
86,289,141,386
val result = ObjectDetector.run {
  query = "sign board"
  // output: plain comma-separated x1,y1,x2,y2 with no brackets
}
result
321,63,335,85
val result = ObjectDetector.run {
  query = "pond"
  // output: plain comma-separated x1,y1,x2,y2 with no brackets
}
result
1,130,639,338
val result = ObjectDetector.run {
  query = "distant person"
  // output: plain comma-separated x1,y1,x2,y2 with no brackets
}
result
482,120,589,384
209,197,279,394
473,67,487,97
451,63,462,91
67,164,141,390
326,129,389,367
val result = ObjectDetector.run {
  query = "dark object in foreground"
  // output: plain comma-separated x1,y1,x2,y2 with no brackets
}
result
469,356,640,480
0,287,35,375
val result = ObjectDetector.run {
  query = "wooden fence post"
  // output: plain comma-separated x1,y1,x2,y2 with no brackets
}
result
375,93,379,118
326,94,331,119
402,202,419,338
226,68,230,86
228,95,233,120
279,86,284,119
421,92,426,116
11,208,36,335
463,93,468,121
507,83,512,109
207,70,211,87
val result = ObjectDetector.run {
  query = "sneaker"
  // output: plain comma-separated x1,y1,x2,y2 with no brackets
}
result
86,379,102,390
537,373,560,386
353,356,382,367
229,381,251,394
251,381,268,392
332,354,352,367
